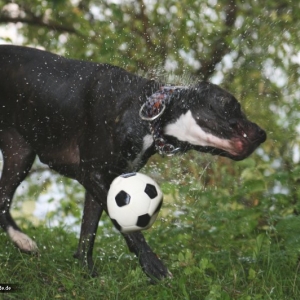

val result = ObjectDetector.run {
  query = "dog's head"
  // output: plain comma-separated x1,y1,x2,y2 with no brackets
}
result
161,82,266,161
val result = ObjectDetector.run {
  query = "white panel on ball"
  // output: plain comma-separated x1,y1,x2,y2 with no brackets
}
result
107,173,163,233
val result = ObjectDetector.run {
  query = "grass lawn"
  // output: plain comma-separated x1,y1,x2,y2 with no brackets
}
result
1,156,300,299
1,212,300,300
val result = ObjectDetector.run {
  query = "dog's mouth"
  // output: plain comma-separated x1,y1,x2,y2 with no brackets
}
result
164,110,266,161
201,123,267,161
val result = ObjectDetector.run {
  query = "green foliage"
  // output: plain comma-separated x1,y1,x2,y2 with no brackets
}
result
1,215,300,299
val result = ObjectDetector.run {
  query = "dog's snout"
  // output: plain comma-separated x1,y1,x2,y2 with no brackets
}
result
229,119,266,144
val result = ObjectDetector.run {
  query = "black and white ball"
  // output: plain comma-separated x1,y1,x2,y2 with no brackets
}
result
107,173,163,233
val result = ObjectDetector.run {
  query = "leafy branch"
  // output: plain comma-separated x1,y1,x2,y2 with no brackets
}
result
198,0,237,80
0,14,85,37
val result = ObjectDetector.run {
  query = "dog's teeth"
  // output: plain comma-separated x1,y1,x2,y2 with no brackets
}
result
243,133,247,138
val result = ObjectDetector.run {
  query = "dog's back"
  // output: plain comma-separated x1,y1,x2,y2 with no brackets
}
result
0,45,148,161
0,45,105,114
0,45,151,126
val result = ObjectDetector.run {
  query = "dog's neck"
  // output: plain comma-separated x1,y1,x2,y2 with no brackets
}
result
140,86,188,156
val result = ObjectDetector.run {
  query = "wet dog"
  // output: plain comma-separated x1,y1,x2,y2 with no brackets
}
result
0,45,266,280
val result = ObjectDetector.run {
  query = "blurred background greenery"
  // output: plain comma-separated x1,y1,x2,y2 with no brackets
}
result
1,0,300,295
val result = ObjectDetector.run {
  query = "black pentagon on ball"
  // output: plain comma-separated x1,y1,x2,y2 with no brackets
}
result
144,184,158,199
115,190,131,207
136,214,151,227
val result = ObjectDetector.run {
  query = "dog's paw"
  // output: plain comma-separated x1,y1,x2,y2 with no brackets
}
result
139,250,171,283
7,226,39,254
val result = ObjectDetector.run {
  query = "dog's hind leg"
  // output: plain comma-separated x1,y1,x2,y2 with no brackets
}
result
0,129,37,253
74,191,103,277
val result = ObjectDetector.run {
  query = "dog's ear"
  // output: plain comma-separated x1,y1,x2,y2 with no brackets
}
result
166,85,210,118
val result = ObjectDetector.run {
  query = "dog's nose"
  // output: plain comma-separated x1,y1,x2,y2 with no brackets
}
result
257,127,267,142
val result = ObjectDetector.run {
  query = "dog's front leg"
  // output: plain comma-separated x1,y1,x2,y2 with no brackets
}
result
80,171,170,280
123,231,171,282
74,191,103,277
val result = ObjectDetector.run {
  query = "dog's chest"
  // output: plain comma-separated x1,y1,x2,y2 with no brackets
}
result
126,134,154,171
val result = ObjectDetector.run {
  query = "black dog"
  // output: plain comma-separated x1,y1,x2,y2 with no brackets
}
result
0,45,266,280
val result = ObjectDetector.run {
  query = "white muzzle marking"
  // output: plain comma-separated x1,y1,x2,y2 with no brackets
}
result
164,110,234,152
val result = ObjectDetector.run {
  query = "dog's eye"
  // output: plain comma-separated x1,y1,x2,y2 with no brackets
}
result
220,97,230,107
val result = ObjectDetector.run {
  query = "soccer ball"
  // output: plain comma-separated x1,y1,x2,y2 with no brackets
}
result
107,172,163,233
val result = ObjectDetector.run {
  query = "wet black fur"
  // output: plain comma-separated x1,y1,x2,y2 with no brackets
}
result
0,45,266,280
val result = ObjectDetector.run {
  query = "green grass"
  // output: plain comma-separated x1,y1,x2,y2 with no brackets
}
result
2,155,300,299
1,217,300,300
